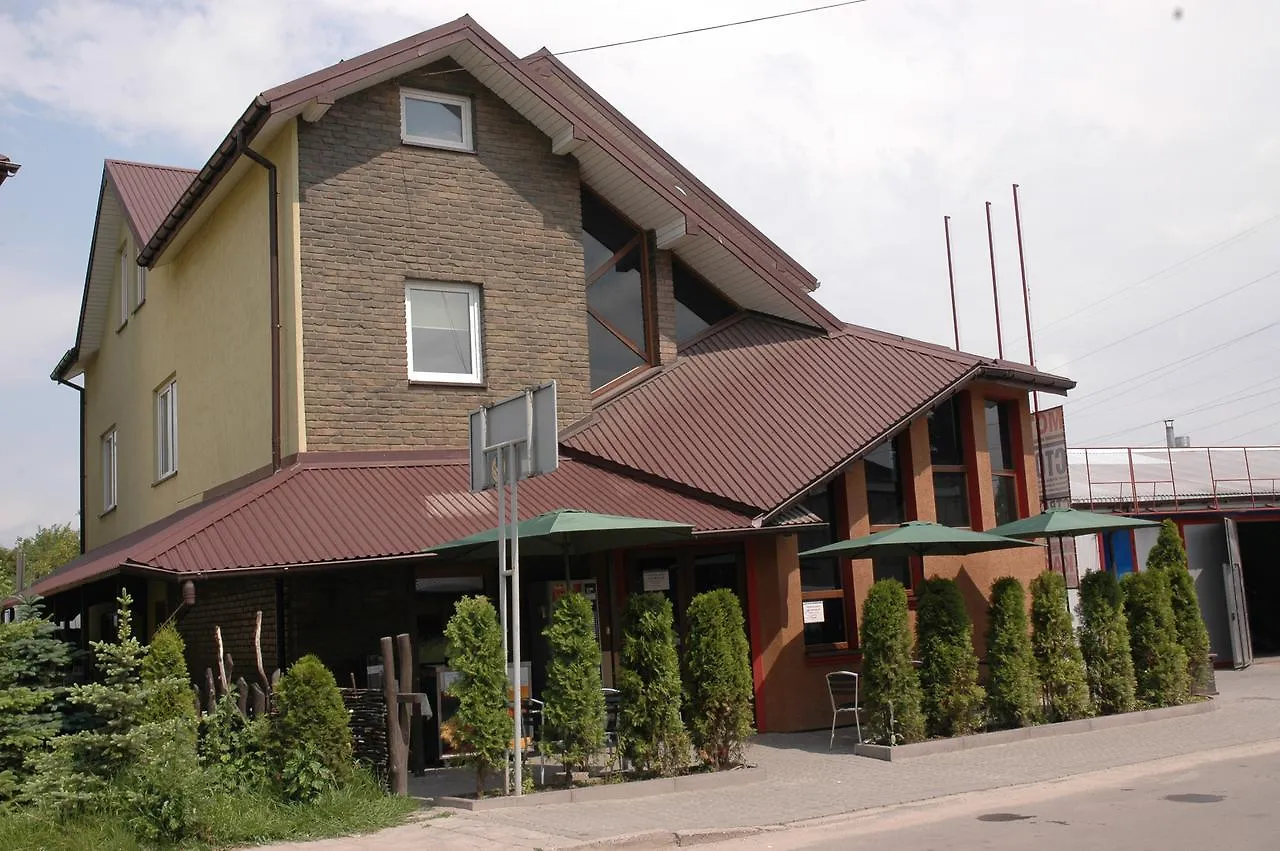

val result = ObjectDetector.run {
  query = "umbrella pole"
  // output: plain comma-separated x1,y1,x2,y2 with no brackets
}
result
564,551,571,586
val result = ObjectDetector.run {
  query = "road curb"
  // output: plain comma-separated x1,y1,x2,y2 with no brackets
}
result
853,698,1218,761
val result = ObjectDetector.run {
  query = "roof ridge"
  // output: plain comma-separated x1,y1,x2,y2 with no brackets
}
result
836,322,981,364
105,158,198,174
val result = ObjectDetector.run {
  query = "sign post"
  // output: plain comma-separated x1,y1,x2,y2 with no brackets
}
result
468,381,557,796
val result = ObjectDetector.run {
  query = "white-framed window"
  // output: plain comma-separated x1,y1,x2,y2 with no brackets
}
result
155,378,178,480
134,257,146,310
405,281,483,384
400,88,473,152
118,245,130,328
101,428,118,513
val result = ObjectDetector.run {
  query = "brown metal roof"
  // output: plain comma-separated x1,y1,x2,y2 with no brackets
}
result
563,315,1073,516
134,16,838,331
104,160,197,245
26,453,754,598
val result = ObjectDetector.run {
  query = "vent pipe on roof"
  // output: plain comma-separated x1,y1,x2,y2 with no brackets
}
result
1165,419,1176,448
1175,435,1191,448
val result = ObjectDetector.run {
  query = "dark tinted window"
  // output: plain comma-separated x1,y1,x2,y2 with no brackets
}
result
673,260,735,341
873,556,912,590
798,488,840,591
583,189,650,389
865,438,905,526
985,401,1015,472
929,397,966,466
934,472,970,527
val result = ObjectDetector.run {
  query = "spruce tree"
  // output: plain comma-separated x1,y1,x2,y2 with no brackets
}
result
859,580,926,744
684,589,754,769
542,592,605,781
444,595,511,796
1123,569,1189,707
986,577,1040,728
915,578,984,737
617,593,689,776
1145,520,1212,694
0,597,72,798
1029,571,1092,722
1078,569,1137,714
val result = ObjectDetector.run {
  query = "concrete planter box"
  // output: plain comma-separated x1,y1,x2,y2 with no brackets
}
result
853,698,1217,762
429,766,765,811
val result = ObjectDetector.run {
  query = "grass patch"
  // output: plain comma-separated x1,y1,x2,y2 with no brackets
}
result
0,772,419,850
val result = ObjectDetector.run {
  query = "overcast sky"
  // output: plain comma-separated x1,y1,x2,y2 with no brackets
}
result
2,0,1278,544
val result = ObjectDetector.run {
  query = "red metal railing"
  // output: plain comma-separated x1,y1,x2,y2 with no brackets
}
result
1069,445,1280,512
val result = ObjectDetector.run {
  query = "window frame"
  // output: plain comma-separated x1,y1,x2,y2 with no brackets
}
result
929,396,973,528
118,244,130,329
671,258,738,345
155,378,178,482
101,428,118,514
799,482,855,653
399,88,474,152
134,256,146,311
582,188,656,394
865,433,925,594
404,280,484,385
985,399,1022,526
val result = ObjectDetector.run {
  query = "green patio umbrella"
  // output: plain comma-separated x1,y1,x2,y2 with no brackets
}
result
424,508,694,581
798,520,1039,560
988,507,1160,539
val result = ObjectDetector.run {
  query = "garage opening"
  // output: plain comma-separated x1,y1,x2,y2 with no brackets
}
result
1236,520,1280,656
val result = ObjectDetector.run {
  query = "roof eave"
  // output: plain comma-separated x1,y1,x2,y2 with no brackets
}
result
979,364,1075,395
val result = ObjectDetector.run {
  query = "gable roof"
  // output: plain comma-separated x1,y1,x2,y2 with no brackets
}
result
562,314,1074,519
134,15,838,331
24,452,761,599
53,161,197,380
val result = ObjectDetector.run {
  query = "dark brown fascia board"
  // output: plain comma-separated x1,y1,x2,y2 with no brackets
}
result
979,364,1075,394
138,16,840,332
524,49,818,292
754,365,985,527
61,169,113,366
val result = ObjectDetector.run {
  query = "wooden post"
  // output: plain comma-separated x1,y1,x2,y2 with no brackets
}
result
381,636,407,796
250,683,267,717
236,676,249,716
204,668,217,713
254,610,270,694
215,627,228,695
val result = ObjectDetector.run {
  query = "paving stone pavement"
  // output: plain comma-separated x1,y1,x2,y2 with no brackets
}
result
266,663,1280,850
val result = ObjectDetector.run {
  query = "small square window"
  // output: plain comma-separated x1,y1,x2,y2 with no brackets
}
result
156,379,178,481
400,89,473,152
405,282,483,384
101,428,118,513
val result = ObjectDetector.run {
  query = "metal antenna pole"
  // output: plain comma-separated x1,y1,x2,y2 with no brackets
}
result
985,201,1004,359
944,215,960,351
508,442,524,795
1012,183,1048,514
495,449,509,796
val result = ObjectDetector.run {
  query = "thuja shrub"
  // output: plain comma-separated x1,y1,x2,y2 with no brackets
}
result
859,580,926,744
0,597,72,798
1078,569,1137,714
684,589,754,769
141,624,197,729
1122,570,1189,707
915,578,984,737
1145,520,1213,694
617,593,690,776
985,577,1040,728
270,655,352,800
1029,571,1092,722
542,592,605,779
444,596,510,796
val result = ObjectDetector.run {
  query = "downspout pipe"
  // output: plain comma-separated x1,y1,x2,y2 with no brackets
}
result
51,360,86,555
238,135,282,473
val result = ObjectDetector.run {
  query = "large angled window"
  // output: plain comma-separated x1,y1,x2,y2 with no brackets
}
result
673,259,735,342
583,190,651,390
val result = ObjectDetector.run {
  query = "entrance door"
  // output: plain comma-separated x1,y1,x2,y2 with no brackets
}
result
1223,517,1253,669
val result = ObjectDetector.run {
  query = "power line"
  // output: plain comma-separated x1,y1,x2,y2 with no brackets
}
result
1045,267,1280,373
1063,318,1280,413
1039,212,1280,333
1183,397,1280,438
1075,378,1280,445
1222,418,1280,444
557,0,871,56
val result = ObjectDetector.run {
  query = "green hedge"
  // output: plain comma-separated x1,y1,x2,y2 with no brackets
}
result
1145,520,1212,694
859,580,925,744
542,592,605,778
270,655,352,800
915,578,985,737
684,589,754,769
444,596,511,796
985,577,1040,728
1122,569,1188,707
1029,571,1092,722
617,593,689,776
1078,569,1137,714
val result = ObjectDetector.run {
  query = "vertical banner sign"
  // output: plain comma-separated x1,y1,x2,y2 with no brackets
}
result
1035,406,1078,587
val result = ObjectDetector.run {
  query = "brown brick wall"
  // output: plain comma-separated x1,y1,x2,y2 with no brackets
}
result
297,61,590,449
286,565,415,689
178,577,279,688
653,248,678,364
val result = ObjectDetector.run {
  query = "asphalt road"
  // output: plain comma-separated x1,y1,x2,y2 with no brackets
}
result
727,742,1280,851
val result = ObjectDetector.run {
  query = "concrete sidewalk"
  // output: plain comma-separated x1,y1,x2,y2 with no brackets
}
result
269,664,1280,850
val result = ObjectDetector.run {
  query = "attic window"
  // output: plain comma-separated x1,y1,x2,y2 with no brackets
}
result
673,259,735,342
582,189,652,391
400,89,473,152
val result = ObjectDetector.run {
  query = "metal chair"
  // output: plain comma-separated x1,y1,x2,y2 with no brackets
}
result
826,670,861,749
601,687,622,762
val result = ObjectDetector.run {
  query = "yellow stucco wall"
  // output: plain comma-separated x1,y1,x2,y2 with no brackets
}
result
83,127,302,549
